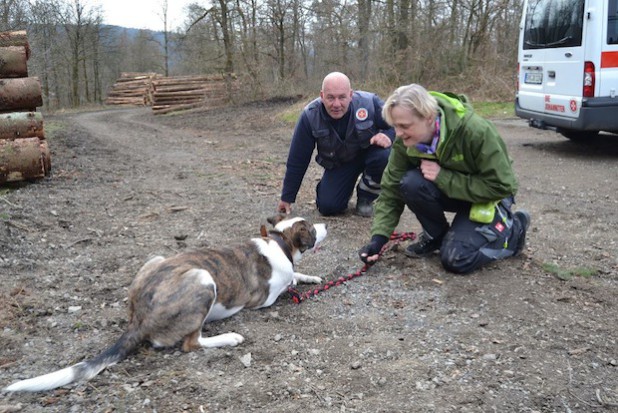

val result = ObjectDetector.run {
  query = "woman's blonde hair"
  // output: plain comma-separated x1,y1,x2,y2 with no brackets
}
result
382,84,438,125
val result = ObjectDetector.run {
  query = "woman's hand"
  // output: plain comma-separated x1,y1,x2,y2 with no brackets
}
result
420,159,441,182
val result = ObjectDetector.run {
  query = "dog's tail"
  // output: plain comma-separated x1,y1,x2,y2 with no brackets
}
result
4,329,142,392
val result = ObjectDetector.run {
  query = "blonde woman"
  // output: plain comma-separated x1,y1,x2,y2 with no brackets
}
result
359,84,530,274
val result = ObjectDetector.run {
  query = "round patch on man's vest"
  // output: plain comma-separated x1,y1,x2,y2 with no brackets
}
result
355,108,368,121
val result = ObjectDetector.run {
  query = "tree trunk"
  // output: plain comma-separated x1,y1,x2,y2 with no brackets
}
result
82,40,90,103
0,137,50,183
0,77,43,112
0,112,44,139
0,46,28,77
357,0,372,79
217,0,235,94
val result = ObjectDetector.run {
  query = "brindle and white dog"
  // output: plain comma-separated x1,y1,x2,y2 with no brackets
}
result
4,215,327,392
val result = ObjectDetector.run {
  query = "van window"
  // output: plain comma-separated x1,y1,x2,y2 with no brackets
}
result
523,0,585,49
609,0,618,44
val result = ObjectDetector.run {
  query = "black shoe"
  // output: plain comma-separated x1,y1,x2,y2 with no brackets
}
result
513,210,531,256
355,198,374,217
405,232,443,258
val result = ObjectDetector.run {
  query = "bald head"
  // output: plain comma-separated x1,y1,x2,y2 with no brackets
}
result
320,72,353,119
322,72,351,91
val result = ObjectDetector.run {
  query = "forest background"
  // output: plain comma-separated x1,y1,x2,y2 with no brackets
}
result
2,0,522,111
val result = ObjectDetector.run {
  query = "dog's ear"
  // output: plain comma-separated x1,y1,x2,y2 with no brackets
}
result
259,224,268,237
267,214,286,227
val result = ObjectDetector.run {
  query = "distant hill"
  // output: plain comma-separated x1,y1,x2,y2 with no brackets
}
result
101,24,181,73
103,24,166,44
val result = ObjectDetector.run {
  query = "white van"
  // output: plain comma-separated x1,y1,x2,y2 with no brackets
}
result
515,0,618,140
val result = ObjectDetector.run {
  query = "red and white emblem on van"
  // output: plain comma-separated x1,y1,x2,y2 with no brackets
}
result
569,100,577,112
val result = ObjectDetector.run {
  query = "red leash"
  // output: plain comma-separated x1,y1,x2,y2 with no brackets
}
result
288,231,416,304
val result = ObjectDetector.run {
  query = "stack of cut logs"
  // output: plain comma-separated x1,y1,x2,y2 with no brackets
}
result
0,30,50,184
105,73,238,115
105,72,160,106
151,74,238,115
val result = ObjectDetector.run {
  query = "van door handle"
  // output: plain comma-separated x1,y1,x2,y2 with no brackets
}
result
548,70,556,78
565,52,573,57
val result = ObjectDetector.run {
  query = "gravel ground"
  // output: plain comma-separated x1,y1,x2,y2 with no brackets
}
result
0,100,617,412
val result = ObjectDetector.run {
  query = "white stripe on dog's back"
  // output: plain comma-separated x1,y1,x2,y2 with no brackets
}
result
184,268,243,322
252,238,293,273
191,267,216,288
251,238,294,271
251,238,294,308
187,268,243,322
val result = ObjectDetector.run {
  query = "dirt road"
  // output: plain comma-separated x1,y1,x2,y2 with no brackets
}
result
1,101,617,412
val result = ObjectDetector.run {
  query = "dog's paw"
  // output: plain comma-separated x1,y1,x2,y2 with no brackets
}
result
220,332,245,347
294,272,322,284
198,332,245,348
305,275,322,284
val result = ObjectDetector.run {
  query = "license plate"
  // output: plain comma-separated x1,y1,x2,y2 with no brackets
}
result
524,72,543,85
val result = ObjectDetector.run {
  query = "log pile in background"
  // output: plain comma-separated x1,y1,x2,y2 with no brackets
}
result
105,72,160,106
151,74,239,115
0,30,50,184
105,73,239,115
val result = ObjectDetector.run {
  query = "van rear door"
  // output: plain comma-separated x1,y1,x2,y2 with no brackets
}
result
518,0,586,119
600,0,618,97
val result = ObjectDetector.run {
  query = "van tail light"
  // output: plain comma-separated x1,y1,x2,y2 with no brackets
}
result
583,61,595,97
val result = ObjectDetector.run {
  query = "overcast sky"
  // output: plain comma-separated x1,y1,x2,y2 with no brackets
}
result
97,0,195,31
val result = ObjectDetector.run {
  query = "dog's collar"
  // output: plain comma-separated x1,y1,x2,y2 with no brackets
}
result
268,231,294,264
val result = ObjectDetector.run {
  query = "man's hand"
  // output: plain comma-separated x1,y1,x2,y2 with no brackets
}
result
420,159,441,182
277,200,292,214
369,132,392,148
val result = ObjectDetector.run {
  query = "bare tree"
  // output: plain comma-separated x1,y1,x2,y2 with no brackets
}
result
14,0,524,108
0,0,28,31
264,0,291,80
186,0,234,75
27,0,62,108
217,0,235,75
357,0,371,79
90,14,103,103
61,0,88,106
158,0,170,76
309,0,355,76
235,0,263,89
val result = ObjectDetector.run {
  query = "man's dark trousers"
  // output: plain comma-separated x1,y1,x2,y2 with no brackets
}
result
316,145,390,215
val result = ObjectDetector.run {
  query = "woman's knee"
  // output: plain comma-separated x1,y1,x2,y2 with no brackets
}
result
440,242,477,275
